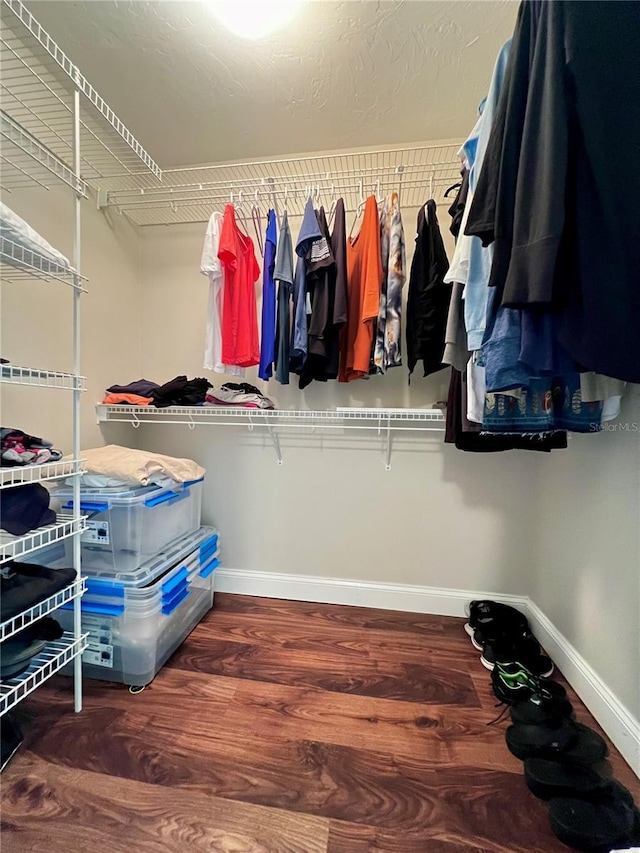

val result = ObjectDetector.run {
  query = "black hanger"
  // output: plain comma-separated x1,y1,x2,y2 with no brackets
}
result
444,181,462,198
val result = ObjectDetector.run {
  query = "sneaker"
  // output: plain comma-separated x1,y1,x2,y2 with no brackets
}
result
481,632,555,677
465,600,529,635
492,660,565,707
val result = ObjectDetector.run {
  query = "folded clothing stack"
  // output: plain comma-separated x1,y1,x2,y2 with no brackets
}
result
1,562,76,621
464,600,640,852
0,483,56,536
67,445,205,489
103,376,212,407
1,428,63,467
103,377,275,409
205,382,275,409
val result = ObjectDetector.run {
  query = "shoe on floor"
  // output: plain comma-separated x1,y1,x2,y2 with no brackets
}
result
481,632,554,677
492,661,566,707
506,718,608,764
524,758,607,800
464,601,529,649
510,685,574,726
549,779,640,852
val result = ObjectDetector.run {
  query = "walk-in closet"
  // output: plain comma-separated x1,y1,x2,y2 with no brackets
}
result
1,1,639,851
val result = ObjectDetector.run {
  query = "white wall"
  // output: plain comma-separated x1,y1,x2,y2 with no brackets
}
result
130,217,541,595
1,188,141,450
529,389,640,718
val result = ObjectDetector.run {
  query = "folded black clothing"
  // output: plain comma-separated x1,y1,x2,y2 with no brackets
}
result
1,562,76,621
0,617,63,681
106,379,160,397
0,483,56,535
220,382,263,396
151,376,212,408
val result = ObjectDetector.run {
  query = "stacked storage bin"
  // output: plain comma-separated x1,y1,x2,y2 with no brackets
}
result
27,477,219,688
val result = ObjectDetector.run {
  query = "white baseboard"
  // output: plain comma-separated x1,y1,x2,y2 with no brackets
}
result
215,567,639,777
526,598,640,778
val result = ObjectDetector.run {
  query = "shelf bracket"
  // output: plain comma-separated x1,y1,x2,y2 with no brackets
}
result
384,420,392,471
265,422,283,466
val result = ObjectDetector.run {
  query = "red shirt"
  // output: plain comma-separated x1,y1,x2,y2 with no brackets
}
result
218,205,261,368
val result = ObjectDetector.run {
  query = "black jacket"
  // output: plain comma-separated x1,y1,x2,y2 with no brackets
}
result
406,200,451,378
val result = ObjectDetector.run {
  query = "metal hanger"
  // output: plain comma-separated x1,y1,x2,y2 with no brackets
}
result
251,189,264,255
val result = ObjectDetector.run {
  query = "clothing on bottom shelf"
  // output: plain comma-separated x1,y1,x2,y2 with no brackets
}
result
1,428,63,467
1,562,76,621
0,483,56,535
0,617,63,681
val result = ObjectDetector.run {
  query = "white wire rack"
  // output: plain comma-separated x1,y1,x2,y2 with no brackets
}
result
0,513,86,564
1,364,86,390
0,235,86,289
97,143,463,226
0,0,161,191
0,631,88,716
0,458,84,489
0,109,86,193
0,578,86,642
96,404,446,469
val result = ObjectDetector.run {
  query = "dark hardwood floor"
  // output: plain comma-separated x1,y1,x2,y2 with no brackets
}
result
2,594,638,853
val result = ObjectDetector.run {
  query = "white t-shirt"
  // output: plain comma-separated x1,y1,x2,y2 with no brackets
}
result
200,211,245,377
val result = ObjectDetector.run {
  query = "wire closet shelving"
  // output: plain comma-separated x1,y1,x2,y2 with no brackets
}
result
97,143,464,226
0,0,160,717
96,405,447,470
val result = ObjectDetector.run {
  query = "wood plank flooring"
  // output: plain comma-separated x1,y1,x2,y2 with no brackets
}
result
2,594,638,853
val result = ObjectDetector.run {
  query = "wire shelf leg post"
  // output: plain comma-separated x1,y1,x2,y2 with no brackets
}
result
72,84,83,714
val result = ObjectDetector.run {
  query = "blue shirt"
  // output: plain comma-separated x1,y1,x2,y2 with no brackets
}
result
258,210,277,381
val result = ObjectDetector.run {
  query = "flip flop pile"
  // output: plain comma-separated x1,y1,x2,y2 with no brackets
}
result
465,600,640,852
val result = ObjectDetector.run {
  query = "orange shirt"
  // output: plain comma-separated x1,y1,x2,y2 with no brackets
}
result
339,195,383,382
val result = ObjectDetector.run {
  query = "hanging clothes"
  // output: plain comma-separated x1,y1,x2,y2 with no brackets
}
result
218,204,261,369
466,0,640,384
339,195,382,382
274,212,294,385
373,193,406,373
290,198,323,375
200,211,245,377
298,206,335,390
447,169,469,239
258,210,278,381
406,200,451,378
327,198,348,380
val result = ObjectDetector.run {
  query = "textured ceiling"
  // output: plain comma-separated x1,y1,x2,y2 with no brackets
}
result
25,0,517,169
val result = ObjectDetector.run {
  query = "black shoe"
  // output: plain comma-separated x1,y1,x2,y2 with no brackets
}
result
524,758,607,800
0,712,23,772
506,719,608,764
549,779,640,852
492,660,567,705
482,632,554,677
464,600,529,647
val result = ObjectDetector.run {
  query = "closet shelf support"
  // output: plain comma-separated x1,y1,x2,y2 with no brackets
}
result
265,422,283,466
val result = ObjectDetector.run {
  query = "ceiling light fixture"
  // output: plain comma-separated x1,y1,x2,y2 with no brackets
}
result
207,0,304,40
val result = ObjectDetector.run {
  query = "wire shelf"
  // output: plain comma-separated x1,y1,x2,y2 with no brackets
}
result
0,578,86,643
0,631,88,715
96,404,446,431
0,109,86,193
98,143,463,225
1,364,86,390
0,0,161,190
0,513,86,564
0,458,84,489
0,235,85,289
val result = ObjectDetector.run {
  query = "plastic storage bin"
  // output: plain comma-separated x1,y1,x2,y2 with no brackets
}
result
49,478,204,572
55,526,219,686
